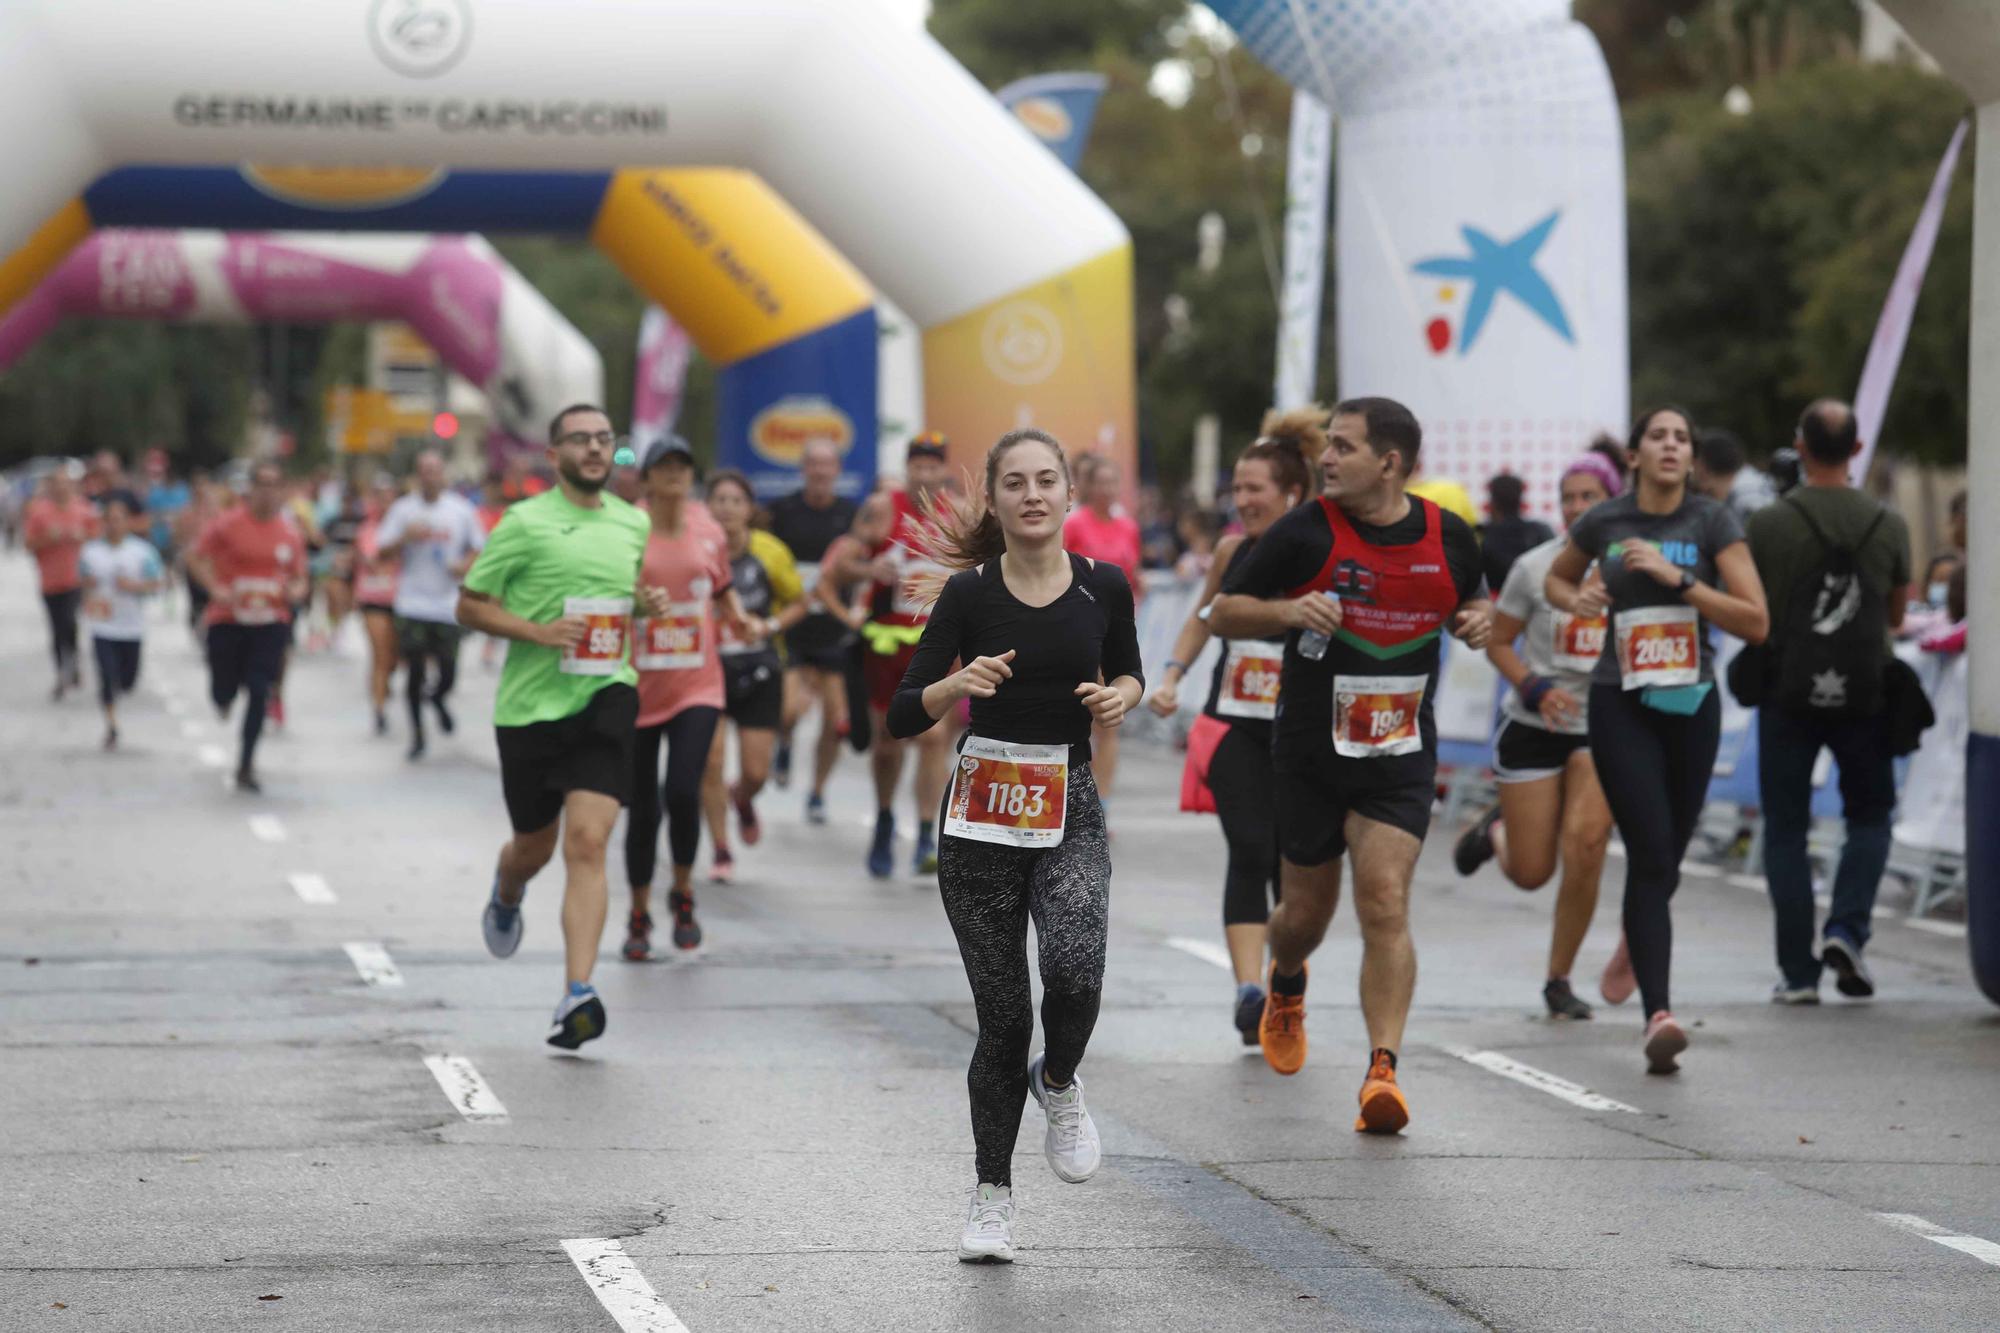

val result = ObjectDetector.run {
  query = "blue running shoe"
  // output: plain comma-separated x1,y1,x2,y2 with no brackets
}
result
483,875,523,959
547,983,606,1050
806,793,828,826
914,828,939,876
867,811,895,879
1234,982,1265,1045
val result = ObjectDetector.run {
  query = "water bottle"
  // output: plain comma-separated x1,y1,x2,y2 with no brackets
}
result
1298,591,1339,661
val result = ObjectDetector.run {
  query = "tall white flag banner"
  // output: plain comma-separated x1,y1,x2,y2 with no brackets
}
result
1274,91,1333,409
1852,118,1968,483
631,305,694,447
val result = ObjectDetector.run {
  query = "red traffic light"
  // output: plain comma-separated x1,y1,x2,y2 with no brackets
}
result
432,411,460,440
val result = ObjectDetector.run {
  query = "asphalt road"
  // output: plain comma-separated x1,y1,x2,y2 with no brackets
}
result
4,570,1996,1331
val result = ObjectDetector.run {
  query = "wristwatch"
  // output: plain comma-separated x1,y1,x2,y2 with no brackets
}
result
1678,569,1697,594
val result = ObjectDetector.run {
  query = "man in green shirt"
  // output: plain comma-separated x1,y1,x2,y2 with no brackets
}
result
458,403,668,1050
1747,399,1911,1005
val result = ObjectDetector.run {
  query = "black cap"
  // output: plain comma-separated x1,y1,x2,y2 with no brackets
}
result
637,434,696,476
907,430,948,461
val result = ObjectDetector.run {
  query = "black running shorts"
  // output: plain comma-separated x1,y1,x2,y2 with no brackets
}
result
724,654,784,730
1493,718,1590,784
494,683,639,833
1272,754,1435,867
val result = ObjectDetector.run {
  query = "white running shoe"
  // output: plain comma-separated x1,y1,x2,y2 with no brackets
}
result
1028,1052,1101,1183
957,1184,1016,1263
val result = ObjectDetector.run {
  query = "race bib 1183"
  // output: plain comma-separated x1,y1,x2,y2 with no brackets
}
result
943,737,1069,849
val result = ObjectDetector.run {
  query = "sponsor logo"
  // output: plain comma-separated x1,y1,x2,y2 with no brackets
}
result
1413,211,1573,357
369,0,473,78
1411,563,1441,574
240,164,449,211
1013,96,1073,143
980,300,1063,386
1330,559,1378,605
749,396,854,466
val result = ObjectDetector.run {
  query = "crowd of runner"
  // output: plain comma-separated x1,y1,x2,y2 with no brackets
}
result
17,390,1954,1263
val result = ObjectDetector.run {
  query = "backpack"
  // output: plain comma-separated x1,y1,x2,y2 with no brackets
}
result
1770,495,1888,716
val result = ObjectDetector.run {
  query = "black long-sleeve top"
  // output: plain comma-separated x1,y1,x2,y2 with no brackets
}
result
888,553,1144,766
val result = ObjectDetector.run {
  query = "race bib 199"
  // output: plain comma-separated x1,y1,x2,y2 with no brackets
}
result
944,737,1069,849
632,599,704,671
1216,640,1283,721
1333,674,1426,758
1550,610,1608,674
560,595,633,676
1614,605,1699,691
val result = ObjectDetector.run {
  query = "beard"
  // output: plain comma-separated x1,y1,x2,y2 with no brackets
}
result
558,456,607,493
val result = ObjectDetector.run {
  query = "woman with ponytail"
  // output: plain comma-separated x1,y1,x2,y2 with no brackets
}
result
888,427,1144,1264
1147,406,1326,1044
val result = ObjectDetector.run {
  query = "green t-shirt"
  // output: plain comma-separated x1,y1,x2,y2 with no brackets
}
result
1747,488,1910,653
462,488,651,727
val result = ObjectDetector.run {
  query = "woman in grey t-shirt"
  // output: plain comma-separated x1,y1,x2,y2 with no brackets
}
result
1547,406,1769,1076
1452,454,1621,1021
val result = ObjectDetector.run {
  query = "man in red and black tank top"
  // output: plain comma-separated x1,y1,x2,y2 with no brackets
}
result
832,432,962,878
1213,398,1490,1134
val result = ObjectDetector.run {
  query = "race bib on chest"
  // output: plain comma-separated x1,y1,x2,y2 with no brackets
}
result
632,600,704,671
890,552,945,619
1332,674,1426,758
560,595,633,675
1550,610,1608,673
797,561,822,595
1614,605,1699,690
232,576,284,625
84,596,114,622
944,737,1069,849
1216,640,1283,721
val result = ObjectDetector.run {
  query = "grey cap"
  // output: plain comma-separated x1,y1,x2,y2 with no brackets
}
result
637,434,696,476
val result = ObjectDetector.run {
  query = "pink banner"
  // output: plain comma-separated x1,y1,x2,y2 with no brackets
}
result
631,305,693,443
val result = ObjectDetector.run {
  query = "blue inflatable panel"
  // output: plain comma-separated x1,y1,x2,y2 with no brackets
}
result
714,306,877,501
83,166,610,234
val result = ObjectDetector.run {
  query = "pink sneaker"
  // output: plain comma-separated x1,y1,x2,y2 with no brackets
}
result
709,850,734,885
1643,1010,1688,1074
1600,933,1636,1007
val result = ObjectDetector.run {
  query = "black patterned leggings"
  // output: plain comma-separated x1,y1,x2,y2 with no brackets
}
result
936,762,1109,1188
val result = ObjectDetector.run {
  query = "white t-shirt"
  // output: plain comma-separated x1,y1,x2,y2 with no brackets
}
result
378,491,485,624
1495,536,1595,734
78,536,163,641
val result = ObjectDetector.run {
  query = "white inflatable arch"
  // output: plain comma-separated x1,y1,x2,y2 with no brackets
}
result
0,229,602,447
0,0,1134,485
1210,0,1629,512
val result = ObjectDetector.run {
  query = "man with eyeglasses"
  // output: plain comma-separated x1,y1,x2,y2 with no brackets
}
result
457,404,672,1050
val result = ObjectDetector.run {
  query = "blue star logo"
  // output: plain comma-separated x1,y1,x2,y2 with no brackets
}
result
1413,211,1574,355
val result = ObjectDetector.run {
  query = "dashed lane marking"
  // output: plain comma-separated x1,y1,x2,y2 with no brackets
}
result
561,1238,689,1332
1902,918,1968,939
343,942,401,985
1166,936,1235,972
422,1054,509,1123
1875,1213,2000,1268
196,744,228,768
178,720,202,739
1442,1046,1644,1115
249,814,286,842
288,872,336,905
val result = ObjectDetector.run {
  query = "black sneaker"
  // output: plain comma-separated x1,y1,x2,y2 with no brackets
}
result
407,734,427,761
547,987,607,1050
432,694,455,735
373,710,389,737
668,890,702,950
1234,982,1265,1045
622,910,653,962
1820,934,1875,999
1543,977,1593,1020
234,768,262,795
773,741,792,790
1453,805,1501,876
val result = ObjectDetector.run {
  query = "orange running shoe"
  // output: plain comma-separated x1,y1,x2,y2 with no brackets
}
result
1259,963,1308,1075
1355,1049,1410,1134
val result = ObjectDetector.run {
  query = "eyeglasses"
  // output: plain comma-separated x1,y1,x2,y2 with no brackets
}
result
556,430,620,449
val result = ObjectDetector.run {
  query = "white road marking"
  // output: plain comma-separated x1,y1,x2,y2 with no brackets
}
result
178,720,202,739
165,697,188,717
422,1054,509,1123
1903,918,1968,939
288,872,336,905
1166,936,1234,971
1442,1046,1643,1115
342,942,401,985
562,1238,689,1332
1678,860,1720,879
197,744,228,768
249,814,286,842
1875,1213,2000,1268
1726,872,1765,891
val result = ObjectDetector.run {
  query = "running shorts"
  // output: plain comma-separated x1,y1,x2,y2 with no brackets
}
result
395,615,464,661
1493,718,1590,785
863,640,919,715
494,682,639,833
724,655,784,730
783,612,855,672
1272,753,1435,867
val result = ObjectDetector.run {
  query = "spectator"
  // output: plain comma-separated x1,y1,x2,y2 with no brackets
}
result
1478,472,1554,596
1747,398,1911,1004
1138,483,1179,570
1946,488,1966,562
1696,428,1775,521
1173,507,1220,582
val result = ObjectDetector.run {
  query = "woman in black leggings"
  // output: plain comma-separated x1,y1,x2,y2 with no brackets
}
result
1146,408,1324,1042
1547,406,1767,1073
888,427,1143,1264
